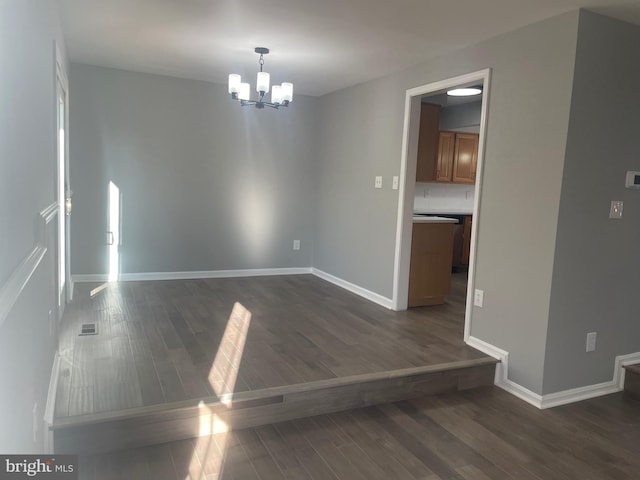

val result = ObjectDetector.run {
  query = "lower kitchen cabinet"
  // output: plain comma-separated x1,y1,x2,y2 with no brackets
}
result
461,215,472,266
408,222,455,307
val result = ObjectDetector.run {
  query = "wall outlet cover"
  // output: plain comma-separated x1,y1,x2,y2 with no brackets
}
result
609,201,623,219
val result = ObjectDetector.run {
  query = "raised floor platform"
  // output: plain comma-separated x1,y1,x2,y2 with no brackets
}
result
52,273,496,453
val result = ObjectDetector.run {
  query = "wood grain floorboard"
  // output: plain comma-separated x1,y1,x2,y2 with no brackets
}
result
78,389,640,480
57,273,484,418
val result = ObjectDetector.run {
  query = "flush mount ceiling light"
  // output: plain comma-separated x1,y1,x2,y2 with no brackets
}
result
446,87,482,97
228,47,293,109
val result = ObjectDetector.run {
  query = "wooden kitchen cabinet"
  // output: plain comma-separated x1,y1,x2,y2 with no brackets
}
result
408,222,455,307
435,131,479,184
415,103,441,183
452,133,478,184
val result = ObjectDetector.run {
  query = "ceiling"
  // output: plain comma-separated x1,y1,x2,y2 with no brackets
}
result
55,0,640,97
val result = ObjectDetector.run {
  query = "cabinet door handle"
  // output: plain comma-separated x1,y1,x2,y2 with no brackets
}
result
107,231,114,245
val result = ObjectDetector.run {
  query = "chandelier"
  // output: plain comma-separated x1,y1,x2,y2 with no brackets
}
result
228,47,293,109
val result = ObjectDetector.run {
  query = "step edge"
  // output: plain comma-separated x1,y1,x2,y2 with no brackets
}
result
52,356,497,429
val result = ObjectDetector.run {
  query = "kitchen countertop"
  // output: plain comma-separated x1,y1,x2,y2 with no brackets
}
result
413,209,473,215
412,215,459,224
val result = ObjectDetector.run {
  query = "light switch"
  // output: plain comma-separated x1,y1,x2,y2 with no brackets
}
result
374,176,383,189
392,176,399,190
609,201,623,219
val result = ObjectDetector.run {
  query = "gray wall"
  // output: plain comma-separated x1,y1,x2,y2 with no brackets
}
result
0,0,67,451
439,101,482,132
69,65,317,276
544,12,640,393
314,12,580,393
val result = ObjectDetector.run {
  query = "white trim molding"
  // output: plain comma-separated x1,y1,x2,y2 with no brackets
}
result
466,336,640,409
43,352,61,454
0,246,48,328
540,352,640,408
73,267,312,284
311,268,394,310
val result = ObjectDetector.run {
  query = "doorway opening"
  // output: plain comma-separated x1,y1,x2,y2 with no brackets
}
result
392,69,491,342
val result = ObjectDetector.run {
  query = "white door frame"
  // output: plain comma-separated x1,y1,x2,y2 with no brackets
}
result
55,44,72,312
392,69,491,341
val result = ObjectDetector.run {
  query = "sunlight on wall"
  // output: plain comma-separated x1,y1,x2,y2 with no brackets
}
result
107,181,121,282
186,302,252,478
237,187,276,264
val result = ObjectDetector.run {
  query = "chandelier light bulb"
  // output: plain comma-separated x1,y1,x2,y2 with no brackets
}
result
256,72,270,94
239,82,250,101
281,83,293,103
228,74,241,94
271,85,283,104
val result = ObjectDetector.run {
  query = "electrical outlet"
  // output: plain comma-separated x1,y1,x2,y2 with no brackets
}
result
586,332,597,352
609,201,623,219
392,176,399,190
293,240,300,251
474,289,484,307
374,176,383,189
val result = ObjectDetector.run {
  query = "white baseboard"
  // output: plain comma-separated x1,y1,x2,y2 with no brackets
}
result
466,336,640,409
465,336,545,407
466,336,509,384
72,267,312,283
73,267,394,310
614,352,640,389
311,268,394,309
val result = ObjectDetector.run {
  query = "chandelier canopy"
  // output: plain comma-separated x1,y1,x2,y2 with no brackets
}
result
228,47,293,109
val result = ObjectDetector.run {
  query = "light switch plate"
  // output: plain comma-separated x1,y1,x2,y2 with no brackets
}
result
474,289,484,307
609,201,623,219
392,176,399,190
374,176,383,189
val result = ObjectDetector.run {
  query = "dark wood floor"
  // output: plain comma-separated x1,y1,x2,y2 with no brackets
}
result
78,387,640,480
56,273,483,418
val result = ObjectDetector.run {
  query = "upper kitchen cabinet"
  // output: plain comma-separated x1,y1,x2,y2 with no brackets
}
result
452,133,478,184
436,131,479,184
415,103,441,183
416,98,482,184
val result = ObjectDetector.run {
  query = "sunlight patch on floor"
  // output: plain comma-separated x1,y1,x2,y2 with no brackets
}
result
186,302,252,479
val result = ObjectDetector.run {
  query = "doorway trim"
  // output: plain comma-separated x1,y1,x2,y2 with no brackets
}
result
55,43,71,312
392,68,491,342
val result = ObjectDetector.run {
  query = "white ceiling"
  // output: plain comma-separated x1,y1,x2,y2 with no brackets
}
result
55,0,640,97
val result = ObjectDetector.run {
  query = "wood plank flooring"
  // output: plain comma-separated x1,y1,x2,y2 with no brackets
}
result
78,387,640,480
56,273,483,419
